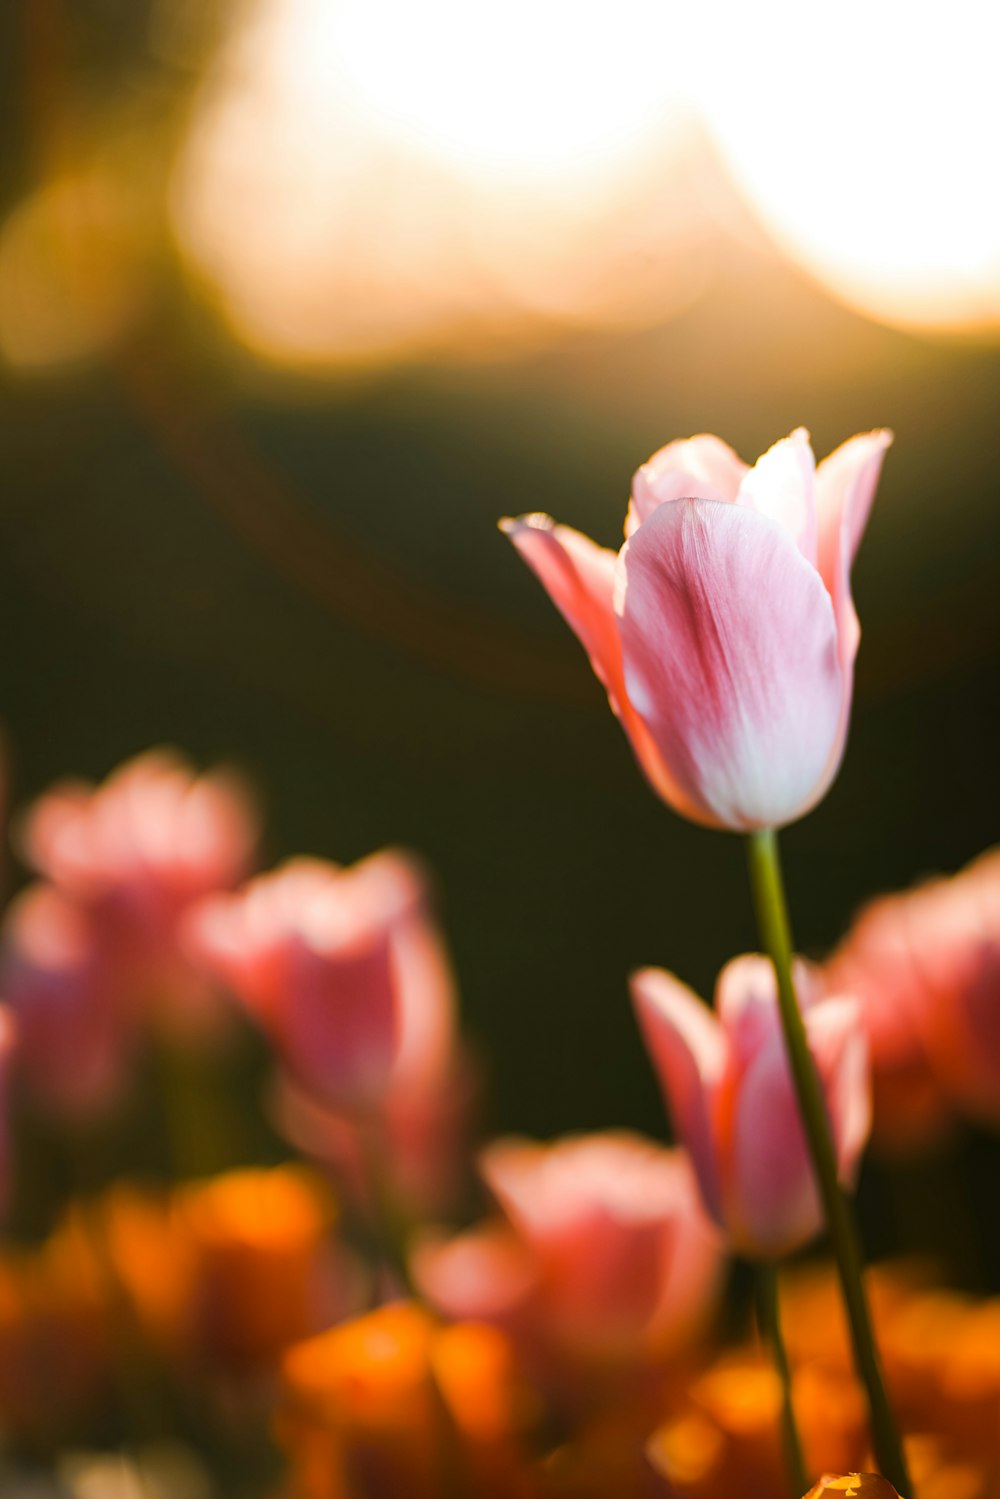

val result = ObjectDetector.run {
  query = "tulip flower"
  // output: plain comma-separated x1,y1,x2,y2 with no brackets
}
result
502,428,891,830
823,891,955,1155
189,851,428,1113
0,883,133,1118
19,749,258,1036
22,749,256,918
632,957,871,1258
826,845,1000,1141
415,1131,722,1370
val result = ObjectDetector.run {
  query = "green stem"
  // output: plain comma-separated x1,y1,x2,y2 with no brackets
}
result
757,1261,808,1499
746,829,910,1497
355,1121,414,1302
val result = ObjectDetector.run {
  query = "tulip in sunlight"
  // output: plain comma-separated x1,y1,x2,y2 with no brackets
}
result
503,428,891,830
824,891,955,1155
189,851,430,1112
828,846,1000,1138
20,749,258,1037
414,1131,722,1373
632,956,871,1257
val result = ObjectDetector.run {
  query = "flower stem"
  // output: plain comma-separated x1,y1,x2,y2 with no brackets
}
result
757,1261,808,1499
745,828,910,1497
355,1120,414,1303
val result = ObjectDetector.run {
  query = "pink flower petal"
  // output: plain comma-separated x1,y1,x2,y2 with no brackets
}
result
815,430,893,680
805,997,872,1185
411,1222,539,1326
630,968,725,1221
500,513,702,819
729,1023,822,1256
627,434,747,537
736,428,817,564
617,498,844,830
500,514,621,698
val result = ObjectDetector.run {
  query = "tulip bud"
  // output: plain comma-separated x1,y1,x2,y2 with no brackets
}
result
632,956,871,1258
503,428,891,830
190,851,428,1113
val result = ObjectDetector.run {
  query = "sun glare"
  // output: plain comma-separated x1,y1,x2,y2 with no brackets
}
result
10,0,995,374
690,0,1000,333
169,0,703,366
333,0,677,184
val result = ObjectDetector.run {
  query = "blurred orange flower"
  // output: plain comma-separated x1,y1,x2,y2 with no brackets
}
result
277,1302,537,1499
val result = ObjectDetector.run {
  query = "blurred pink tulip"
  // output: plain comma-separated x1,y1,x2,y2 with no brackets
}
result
824,891,955,1154
19,749,258,1034
271,902,474,1215
502,428,891,830
632,957,871,1258
189,851,433,1113
0,884,133,1118
828,847,1000,1138
416,1132,722,1369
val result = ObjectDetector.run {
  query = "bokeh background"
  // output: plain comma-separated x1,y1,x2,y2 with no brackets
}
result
3,0,1000,1273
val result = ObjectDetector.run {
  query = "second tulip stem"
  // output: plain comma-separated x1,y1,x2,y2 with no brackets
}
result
745,828,911,1497
757,1261,808,1499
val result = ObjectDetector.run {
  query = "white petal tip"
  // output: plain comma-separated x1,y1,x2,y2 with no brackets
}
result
498,513,553,538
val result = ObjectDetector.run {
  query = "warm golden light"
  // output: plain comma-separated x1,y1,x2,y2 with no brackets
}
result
170,0,706,366
691,0,1000,333
333,0,676,184
0,169,149,371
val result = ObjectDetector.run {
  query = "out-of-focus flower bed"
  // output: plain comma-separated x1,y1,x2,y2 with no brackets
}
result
0,745,997,1497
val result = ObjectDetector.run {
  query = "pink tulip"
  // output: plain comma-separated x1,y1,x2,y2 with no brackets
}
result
502,429,891,830
632,957,871,1258
189,851,430,1113
270,898,474,1214
828,848,1000,1137
415,1131,722,1368
903,849,1000,1130
824,891,955,1154
0,884,133,1118
19,749,258,1033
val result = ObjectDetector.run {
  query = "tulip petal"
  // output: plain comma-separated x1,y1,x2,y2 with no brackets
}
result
714,954,780,1067
736,428,817,565
618,498,844,830
411,1223,539,1325
630,968,725,1221
804,997,872,1184
501,513,704,819
716,954,823,1066
730,1024,822,1256
815,430,893,678
627,434,747,537
500,514,621,700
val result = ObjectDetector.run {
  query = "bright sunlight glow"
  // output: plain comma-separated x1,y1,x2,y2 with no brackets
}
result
169,0,1000,370
690,0,1000,332
170,0,703,366
333,0,678,184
